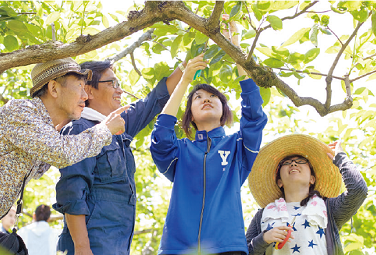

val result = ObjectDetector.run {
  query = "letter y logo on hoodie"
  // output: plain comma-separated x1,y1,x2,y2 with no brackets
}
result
218,150,231,166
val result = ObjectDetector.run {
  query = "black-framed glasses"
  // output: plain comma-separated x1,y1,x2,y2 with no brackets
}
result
281,158,308,166
98,79,120,89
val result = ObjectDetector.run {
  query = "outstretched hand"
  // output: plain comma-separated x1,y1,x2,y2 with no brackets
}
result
182,53,207,84
327,140,345,160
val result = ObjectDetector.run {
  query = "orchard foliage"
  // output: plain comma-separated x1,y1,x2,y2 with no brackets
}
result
1,1,376,254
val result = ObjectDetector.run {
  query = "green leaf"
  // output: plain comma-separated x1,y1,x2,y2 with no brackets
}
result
257,1,271,10
259,87,271,106
252,4,263,21
7,20,29,33
319,27,331,35
3,35,18,51
230,2,241,18
242,29,256,40
218,64,232,83
203,45,220,60
266,15,283,30
108,13,119,23
271,46,289,58
194,31,208,45
339,1,362,11
171,35,183,59
372,10,376,37
263,58,284,68
102,14,109,28
304,48,320,64
350,9,369,23
256,47,274,58
282,27,310,47
309,24,318,47
272,1,298,11
45,12,61,26
129,69,140,86
0,6,17,17
210,50,226,65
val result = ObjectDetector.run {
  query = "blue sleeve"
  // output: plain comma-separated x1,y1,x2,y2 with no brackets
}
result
53,123,96,216
238,78,268,184
150,114,180,182
121,77,170,138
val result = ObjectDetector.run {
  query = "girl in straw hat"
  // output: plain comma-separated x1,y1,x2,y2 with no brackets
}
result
246,135,368,255
150,21,267,255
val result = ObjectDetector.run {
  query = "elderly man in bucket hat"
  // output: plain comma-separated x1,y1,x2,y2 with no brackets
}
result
246,134,367,255
0,57,128,219
53,59,187,255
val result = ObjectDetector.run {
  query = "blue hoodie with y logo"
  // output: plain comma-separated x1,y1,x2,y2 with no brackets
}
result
150,78,268,254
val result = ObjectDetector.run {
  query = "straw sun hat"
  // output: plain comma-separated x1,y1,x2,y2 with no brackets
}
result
30,58,92,97
248,134,343,208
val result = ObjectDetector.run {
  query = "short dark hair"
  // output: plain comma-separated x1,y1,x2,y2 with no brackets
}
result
276,154,323,206
35,204,51,222
80,60,112,106
182,84,233,138
33,72,86,98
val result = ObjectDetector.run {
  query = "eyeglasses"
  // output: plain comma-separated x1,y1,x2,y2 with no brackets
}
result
281,158,308,166
98,79,120,89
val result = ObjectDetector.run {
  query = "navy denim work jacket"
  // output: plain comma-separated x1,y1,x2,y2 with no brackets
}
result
53,78,169,255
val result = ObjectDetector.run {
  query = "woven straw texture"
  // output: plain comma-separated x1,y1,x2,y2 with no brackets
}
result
248,134,342,208
30,58,91,97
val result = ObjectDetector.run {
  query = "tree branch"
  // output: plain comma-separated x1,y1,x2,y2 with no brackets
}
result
325,20,365,110
262,1,319,31
206,1,224,33
130,52,142,77
275,67,344,80
244,3,256,31
364,53,376,60
247,1,318,61
0,93,9,104
350,69,376,83
107,29,154,63
326,25,343,46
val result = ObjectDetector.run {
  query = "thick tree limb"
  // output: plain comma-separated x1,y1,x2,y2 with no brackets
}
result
0,0,366,116
206,1,224,33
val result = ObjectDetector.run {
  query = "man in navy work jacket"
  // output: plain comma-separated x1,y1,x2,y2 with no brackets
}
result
53,60,185,255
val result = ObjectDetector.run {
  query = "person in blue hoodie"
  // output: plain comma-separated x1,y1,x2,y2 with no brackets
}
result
150,21,268,255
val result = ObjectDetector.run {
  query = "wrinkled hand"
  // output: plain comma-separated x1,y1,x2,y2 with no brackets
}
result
327,140,345,160
263,226,294,244
102,105,131,135
182,54,207,84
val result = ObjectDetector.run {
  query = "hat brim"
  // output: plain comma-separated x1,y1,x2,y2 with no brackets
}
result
30,68,92,97
248,134,342,208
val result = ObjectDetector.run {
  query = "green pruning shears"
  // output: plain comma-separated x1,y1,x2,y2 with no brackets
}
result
194,41,208,80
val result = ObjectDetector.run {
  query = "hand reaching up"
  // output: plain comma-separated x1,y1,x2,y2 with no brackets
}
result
327,140,345,160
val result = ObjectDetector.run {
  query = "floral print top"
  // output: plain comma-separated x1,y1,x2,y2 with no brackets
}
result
0,97,112,217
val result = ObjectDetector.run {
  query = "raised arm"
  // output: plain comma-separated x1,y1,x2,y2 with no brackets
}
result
150,55,207,181
326,141,368,228
222,18,247,79
162,54,207,117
